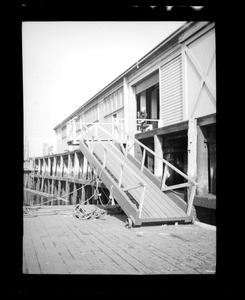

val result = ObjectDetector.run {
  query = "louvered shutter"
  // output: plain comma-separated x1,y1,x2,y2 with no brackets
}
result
160,55,183,126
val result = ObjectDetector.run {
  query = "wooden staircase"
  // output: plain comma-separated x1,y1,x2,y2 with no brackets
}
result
76,123,198,227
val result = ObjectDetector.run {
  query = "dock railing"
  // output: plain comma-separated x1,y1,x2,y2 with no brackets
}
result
77,122,198,217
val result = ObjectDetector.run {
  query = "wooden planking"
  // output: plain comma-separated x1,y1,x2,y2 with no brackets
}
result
93,143,164,219
94,142,185,219
96,142,180,219
79,141,140,224
106,142,187,218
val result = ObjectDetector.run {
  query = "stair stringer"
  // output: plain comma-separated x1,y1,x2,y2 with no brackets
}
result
126,152,196,220
79,140,142,225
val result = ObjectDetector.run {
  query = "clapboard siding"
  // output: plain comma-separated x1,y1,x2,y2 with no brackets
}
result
160,55,183,126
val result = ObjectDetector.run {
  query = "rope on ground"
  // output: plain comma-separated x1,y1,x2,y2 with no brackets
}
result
73,204,107,220
23,206,58,217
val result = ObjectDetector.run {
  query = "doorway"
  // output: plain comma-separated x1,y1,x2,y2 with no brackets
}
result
136,83,159,130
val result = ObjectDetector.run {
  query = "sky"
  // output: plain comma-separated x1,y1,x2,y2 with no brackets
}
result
23,21,186,157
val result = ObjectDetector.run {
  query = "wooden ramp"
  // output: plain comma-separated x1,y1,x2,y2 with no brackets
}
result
79,134,196,226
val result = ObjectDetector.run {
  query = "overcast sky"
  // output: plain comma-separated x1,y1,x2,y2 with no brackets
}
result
22,21,186,156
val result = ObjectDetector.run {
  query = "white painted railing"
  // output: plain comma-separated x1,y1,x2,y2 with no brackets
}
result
76,122,198,216
136,118,163,133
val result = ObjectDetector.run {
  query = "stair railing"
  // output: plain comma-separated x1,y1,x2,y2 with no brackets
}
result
78,121,198,216
114,124,198,216
79,122,147,218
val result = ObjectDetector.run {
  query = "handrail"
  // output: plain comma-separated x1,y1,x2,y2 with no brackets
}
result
78,121,197,185
136,118,161,122
115,124,198,186
89,130,147,189
80,123,147,215
78,121,197,217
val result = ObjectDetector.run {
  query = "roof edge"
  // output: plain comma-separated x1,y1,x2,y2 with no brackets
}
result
53,21,192,131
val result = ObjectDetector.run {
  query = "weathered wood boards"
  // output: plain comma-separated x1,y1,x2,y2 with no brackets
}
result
27,150,106,206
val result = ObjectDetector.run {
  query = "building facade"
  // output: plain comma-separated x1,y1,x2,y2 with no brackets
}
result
53,21,216,222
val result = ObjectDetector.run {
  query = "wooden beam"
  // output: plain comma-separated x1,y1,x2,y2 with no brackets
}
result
24,188,54,198
57,180,61,205
72,183,77,205
140,148,146,172
162,182,191,191
135,114,216,141
187,185,196,216
74,152,79,179
160,164,169,190
60,155,64,177
135,120,188,140
154,135,163,177
187,118,197,181
53,156,57,177
196,125,209,195
68,153,72,178
83,156,88,179
48,157,51,176
197,113,216,127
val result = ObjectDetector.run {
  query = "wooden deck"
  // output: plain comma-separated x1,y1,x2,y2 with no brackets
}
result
23,205,216,274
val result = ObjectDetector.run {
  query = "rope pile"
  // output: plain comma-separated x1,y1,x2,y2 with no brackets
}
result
74,204,107,220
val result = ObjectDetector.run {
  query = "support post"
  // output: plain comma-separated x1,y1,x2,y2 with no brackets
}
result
123,77,136,154
187,118,197,213
74,152,79,179
187,185,196,215
81,185,85,204
60,155,64,177
38,158,41,175
48,157,51,176
160,164,169,190
50,179,54,205
53,156,57,177
187,118,197,181
154,135,163,179
83,157,88,179
68,153,72,178
196,125,209,195
72,183,77,205
57,180,61,205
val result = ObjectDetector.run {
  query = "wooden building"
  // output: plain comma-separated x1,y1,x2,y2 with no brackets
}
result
31,21,216,224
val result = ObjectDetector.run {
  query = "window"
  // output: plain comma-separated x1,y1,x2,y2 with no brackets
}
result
84,105,98,123
104,87,124,116
62,125,67,139
76,115,81,131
